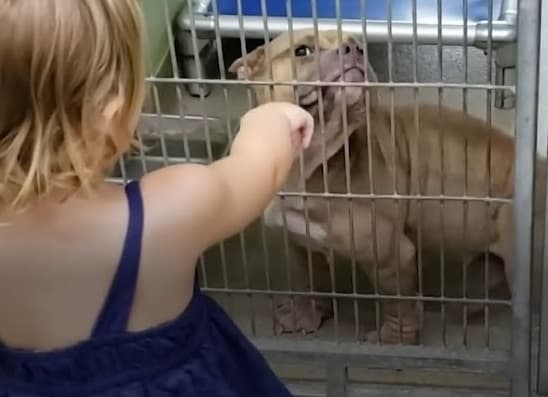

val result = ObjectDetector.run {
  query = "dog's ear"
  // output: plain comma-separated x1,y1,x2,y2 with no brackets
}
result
228,45,266,80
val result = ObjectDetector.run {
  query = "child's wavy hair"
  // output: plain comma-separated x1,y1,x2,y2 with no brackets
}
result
0,0,146,212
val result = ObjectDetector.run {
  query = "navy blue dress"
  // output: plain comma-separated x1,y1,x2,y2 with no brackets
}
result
0,181,293,397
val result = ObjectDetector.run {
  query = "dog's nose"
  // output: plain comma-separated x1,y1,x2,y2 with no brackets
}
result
337,43,364,57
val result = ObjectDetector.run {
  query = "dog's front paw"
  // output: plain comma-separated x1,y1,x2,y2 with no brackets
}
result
366,318,419,345
275,296,332,334
307,222,328,242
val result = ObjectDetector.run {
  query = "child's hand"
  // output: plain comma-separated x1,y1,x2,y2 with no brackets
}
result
239,102,315,156
272,102,315,151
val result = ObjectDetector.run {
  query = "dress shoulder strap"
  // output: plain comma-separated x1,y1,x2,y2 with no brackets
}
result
92,180,144,337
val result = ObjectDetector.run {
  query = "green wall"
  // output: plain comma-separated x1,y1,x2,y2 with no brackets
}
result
142,0,186,76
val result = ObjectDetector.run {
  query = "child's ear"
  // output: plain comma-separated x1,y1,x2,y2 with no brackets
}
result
102,96,124,123
101,96,135,149
228,44,266,80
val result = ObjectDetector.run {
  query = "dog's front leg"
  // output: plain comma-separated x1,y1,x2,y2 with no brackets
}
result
373,232,419,345
264,198,334,333
329,204,419,344
275,245,334,334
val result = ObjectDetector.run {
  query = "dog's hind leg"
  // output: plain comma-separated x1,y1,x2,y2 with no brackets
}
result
488,203,543,307
488,205,515,297
461,253,508,315
275,245,334,334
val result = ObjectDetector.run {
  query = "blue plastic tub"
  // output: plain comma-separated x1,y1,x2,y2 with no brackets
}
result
209,0,503,23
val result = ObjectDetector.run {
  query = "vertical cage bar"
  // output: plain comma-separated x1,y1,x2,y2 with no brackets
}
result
462,0,469,115
461,0,470,348
335,0,360,342
235,0,256,110
234,0,258,336
436,0,447,347
210,0,234,145
118,158,128,183
501,0,518,21
239,232,256,335
483,0,495,349
233,21,255,325
359,0,372,343
140,39,156,175
185,0,217,314
284,0,310,322
285,0,319,340
163,0,192,163
149,82,170,167
360,0,382,343
335,0,360,341
386,0,404,344
259,205,275,335
278,196,298,336
512,0,540,394
198,255,208,289
210,0,236,313
286,0,297,85
537,1,548,163
537,0,548,390
266,1,296,336
538,137,548,391
144,12,168,169
310,0,340,341
152,0,175,168
136,126,148,175
218,235,232,313
411,0,424,346
185,0,214,161
260,0,274,96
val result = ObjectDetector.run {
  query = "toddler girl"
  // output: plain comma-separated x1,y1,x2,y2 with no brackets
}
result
0,1,313,396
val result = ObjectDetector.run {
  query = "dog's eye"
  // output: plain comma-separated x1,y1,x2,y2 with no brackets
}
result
294,45,313,57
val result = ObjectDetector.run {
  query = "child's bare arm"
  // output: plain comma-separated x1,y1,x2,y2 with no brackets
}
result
143,102,314,255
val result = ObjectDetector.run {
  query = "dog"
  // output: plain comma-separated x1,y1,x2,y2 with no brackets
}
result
229,29,545,344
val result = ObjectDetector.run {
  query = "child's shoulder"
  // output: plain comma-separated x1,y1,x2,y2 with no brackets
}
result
142,164,225,208
139,165,228,250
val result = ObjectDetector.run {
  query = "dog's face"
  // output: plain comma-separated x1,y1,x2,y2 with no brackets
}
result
229,29,378,115
230,30,378,185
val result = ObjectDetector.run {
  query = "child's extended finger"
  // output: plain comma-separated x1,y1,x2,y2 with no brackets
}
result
300,112,314,149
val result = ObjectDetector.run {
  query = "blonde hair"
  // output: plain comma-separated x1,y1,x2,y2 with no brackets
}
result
0,0,146,212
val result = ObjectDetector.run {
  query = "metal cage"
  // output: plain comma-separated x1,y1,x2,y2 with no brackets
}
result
112,0,544,395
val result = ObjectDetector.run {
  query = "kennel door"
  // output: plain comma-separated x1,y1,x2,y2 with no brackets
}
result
536,0,548,394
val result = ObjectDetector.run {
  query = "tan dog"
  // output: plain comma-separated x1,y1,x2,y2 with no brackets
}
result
229,29,545,344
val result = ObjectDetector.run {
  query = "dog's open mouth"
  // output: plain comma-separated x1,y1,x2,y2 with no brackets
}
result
298,66,366,108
